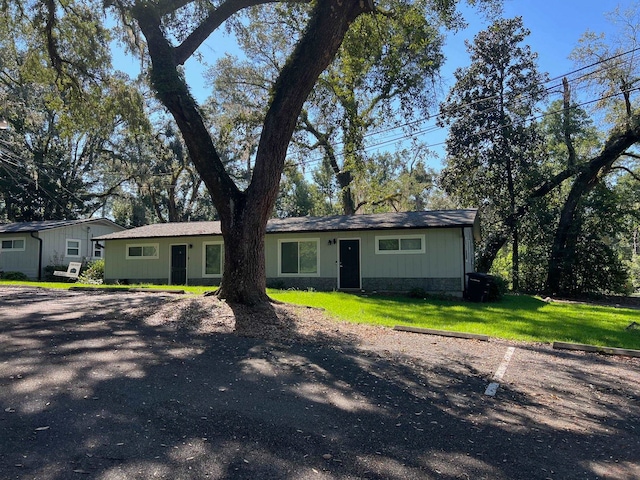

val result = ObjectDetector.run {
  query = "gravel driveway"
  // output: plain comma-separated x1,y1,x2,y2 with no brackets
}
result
0,286,638,480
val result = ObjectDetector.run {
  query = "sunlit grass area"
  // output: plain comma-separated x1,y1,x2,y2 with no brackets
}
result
2,281,639,349
0,280,215,295
269,290,640,350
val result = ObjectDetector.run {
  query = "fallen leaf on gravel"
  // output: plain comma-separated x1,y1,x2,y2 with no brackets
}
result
322,454,332,460
35,426,50,431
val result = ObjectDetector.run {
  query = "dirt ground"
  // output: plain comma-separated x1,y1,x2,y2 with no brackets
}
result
0,286,639,480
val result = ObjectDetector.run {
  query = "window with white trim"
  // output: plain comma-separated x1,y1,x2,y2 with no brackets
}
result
66,239,81,257
93,242,103,258
375,235,425,254
0,237,25,251
203,242,223,277
279,239,319,275
126,243,159,259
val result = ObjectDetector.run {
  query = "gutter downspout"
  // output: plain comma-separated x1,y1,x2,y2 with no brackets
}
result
30,232,43,281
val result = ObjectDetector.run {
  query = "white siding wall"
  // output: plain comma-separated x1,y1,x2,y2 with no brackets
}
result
0,234,39,278
41,223,120,266
102,227,470,292
0,220,123,279
358,228,463,279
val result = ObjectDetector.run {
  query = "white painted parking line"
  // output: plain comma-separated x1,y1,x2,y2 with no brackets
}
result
485,346,516,396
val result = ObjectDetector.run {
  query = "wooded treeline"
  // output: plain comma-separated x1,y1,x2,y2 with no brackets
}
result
0,1,638,297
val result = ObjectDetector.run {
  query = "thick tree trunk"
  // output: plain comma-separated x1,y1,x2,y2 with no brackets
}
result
512,226,519,291
133,0,373,307
337,171,356,215
476,230,509,273
216,205,270,306
545,174,598,295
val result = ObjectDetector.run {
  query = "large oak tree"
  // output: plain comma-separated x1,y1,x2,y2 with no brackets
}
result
15,0,498,308
109,0,494,307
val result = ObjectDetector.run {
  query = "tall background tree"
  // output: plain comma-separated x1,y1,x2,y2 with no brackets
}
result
543,3,640,295
438,17,547,290
0,4,147,221
439,6,640,296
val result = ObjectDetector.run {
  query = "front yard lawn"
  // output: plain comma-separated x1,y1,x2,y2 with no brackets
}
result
2,281,638,349
269,290,640,350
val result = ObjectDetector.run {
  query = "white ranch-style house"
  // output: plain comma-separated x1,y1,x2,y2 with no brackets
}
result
0,218,125,280
95,210,480,296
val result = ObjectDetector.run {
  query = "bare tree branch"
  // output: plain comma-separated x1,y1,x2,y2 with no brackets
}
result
609,165,640,182
175,0,311,65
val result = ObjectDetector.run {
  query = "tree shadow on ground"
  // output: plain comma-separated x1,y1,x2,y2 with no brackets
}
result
0,287,638,479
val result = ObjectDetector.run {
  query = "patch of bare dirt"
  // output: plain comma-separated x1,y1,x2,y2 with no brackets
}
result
143,295,384,346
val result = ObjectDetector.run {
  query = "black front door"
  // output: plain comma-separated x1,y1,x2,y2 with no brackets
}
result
339,239,360,289
171,245,187,285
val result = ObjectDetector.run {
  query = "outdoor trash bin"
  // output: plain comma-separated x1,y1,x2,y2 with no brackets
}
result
466,272,496,302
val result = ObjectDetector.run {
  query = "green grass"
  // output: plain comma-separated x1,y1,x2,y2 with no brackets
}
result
2,281,639,349
269,290,640,350
0,280,215,295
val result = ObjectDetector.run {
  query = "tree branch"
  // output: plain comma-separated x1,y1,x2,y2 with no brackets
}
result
132,2,242,220
248,0,374,216
298,110,341,175
609,165,640,182
174,0,311,65
562,77,577,167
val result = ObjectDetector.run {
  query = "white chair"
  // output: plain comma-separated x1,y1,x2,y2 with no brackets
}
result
53,262,82,280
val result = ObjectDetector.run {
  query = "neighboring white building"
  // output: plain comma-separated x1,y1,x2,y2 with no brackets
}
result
0,218,125,280
96,210,480,296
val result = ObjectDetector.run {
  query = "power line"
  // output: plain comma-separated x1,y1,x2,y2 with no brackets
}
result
0,139,94,212
293,46,640,170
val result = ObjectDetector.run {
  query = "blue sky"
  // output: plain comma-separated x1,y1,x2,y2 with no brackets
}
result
112,0,636,168
445,0,626,83
423,0,635,164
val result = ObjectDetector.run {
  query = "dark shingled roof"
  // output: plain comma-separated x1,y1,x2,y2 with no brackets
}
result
95,221,223,240
0,218,123,234
95,210,478,241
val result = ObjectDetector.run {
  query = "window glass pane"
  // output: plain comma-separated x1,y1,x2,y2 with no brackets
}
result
400,238,422,251
2,240,13,249
142,246,157,257
128,246,142,257
205,244,222,275
281,242,298,274
378,238,399,251
299,241,317,274
94,249,102,258
14,239,24,249
67,241,80,255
